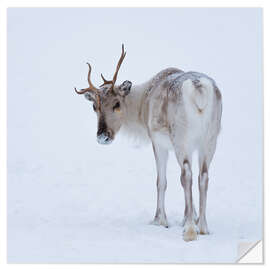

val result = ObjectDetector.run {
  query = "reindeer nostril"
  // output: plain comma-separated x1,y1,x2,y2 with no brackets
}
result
107,130,112,138
97,132,113,145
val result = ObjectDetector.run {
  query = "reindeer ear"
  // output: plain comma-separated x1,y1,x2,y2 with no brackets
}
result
84,92,96,101
117,80,132,97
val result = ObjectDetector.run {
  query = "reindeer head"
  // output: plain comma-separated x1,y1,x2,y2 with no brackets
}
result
75,45,132,145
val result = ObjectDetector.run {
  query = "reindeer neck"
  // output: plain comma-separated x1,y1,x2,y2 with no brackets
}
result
120,81,150,143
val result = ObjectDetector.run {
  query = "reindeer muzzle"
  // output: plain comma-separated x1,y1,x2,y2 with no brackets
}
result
97,131,113,145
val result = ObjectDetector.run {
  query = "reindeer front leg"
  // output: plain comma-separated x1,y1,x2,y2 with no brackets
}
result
150,143,169,228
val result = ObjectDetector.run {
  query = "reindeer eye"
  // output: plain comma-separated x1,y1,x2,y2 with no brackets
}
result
93,103,97,112
113,101,120,111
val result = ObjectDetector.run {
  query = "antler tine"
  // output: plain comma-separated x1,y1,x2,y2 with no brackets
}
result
74,87,89,94
74,62,101,110
74,62,99,94
100,73,112,87
110,44,126,90
86,62,99,91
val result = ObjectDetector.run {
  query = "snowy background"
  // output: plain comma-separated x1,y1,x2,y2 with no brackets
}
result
7,8,263,263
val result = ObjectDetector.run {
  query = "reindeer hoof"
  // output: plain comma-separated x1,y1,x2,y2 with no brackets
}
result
197,219,209,235
183,226,198,242
199,227,209,235
199,230,209,235
150,217,169,228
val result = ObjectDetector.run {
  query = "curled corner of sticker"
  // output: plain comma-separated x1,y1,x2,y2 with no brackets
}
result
237,240,263,263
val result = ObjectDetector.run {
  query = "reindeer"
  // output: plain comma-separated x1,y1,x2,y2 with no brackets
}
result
74,45,222,241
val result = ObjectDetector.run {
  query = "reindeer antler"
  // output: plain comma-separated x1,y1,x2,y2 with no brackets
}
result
74,63,100,108
100,44,126,91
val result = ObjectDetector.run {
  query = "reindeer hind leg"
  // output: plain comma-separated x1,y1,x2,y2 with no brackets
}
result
197,140,217,235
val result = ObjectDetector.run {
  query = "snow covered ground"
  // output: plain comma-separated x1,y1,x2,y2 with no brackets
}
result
7,8,262,263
